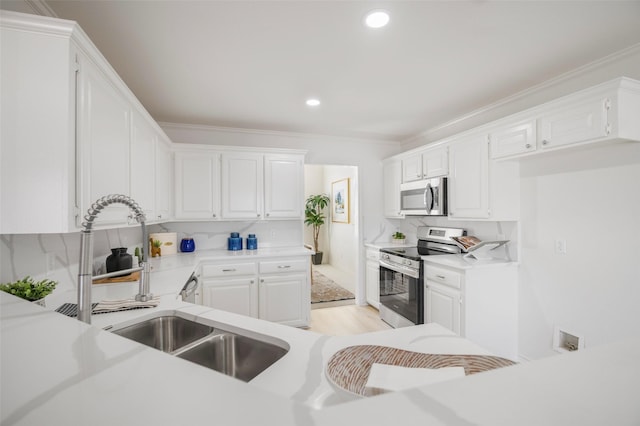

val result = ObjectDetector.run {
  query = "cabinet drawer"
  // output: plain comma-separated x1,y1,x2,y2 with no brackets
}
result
259,259,307,274
201,262,256,278
425,265,461,289
366,248,379,261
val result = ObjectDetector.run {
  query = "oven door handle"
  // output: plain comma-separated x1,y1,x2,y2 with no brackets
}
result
379,259,420,279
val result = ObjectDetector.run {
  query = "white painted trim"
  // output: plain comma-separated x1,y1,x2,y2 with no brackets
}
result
170,142,307,156
159,121,401,147
403,42,640,146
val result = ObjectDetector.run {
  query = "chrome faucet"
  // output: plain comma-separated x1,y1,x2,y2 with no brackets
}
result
77,194,152,324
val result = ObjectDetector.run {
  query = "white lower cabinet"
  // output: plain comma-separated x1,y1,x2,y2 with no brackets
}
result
199,257,310,327
424,262,518,360
202,277,258,318
365,248,380,308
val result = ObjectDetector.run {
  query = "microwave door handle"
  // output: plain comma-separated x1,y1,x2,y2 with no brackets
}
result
425,183,434,211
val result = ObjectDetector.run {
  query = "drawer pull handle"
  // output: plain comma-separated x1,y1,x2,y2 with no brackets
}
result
222,269,236,272
278,265,291,269
436,275,446,279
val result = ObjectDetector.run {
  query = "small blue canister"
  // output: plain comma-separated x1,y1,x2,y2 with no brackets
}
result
246,234,257,250
228,232,243,251
180,238,195,253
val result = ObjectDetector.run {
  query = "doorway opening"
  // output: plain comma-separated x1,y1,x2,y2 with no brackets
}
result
304,164,359,309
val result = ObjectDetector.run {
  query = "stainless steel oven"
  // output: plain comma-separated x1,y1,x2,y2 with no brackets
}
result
378,226,465,328
379,250,423,328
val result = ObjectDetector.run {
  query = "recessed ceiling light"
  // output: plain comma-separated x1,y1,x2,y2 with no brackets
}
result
364,10,390,29
306,98,320,107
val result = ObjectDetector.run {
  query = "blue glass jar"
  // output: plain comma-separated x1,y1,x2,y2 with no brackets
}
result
228,232,243,251
180,238,195,253
246,234,257,250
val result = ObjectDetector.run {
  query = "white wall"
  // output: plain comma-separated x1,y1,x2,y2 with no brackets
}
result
518,142,640,359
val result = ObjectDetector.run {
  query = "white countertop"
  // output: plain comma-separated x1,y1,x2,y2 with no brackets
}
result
3,246,640,425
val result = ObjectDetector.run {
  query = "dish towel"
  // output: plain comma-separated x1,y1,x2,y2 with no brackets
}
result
364,363,465,393
92,296,160,314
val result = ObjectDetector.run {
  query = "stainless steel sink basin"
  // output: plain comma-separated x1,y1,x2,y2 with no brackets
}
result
109,313,289,382
111,315,214,353
174,332,289,382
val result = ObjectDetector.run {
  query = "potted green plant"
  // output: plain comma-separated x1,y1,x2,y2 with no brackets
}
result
392,231,406,245
305,194,330,265
0,276,57,306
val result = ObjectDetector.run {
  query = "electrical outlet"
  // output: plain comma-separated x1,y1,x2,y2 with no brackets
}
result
555,239,567,254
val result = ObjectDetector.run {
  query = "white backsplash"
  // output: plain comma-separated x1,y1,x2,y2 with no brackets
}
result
0,219,303,294
374,217,519,261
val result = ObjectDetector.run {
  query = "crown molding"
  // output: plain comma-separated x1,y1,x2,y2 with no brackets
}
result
159,121,401,147
403,42,640,146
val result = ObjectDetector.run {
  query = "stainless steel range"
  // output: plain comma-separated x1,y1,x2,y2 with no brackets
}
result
379,226,465,328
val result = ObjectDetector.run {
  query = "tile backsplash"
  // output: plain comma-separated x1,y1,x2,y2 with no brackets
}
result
0,219,303,293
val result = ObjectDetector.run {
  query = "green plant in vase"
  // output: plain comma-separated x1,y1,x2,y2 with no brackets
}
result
305,194,330,265
0,276,57,305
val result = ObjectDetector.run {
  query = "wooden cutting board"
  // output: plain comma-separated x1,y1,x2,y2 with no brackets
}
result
93,271,140,284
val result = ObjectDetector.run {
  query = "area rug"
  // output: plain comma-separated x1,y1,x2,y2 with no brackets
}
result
311,270,355,304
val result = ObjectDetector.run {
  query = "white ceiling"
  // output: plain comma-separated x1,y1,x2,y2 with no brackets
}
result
37,1,640,142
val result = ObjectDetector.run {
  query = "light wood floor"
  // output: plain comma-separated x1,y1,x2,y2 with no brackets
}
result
307,304,391,336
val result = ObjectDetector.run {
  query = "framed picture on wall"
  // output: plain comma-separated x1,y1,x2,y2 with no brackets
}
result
331,178,350,223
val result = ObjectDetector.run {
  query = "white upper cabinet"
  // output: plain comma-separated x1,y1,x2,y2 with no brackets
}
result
77,56,132,226
1,12,174,233
402,154,423,183
174,148,305,221
174,151,220,220
264,154,304,219
221,153,264,219
490,119,537,159
422,146,449,178
130,110,157,220
155,137,173,221
383,159,403,218
490,78,640,160
539,96,609,150
448,134,490,219
449,133,520,221
1,13,79,234
401,145,448,183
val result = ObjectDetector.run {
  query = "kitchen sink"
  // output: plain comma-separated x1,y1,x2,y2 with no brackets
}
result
111,315,214,353
109,313,289,382
174,332,289,382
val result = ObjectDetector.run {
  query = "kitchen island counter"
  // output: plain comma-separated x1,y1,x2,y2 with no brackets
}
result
3,257,640,425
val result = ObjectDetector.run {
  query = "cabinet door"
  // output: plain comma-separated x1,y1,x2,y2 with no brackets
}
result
423,146,448,178
221,153,263,219
490,119,536,159
201,278,258,318
174,152,220,219
365,260,380,308
259,274,307,326
264,154,303,219
401,154,423,183
130,111,157,220
383,159,403,218
425,281,461,335
448,135,490,219
79,60,132,225
155,138,173,221
539,97,609,149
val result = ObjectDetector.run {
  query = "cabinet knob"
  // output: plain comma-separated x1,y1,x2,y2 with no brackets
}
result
250,280,254,284
212,213,217,218
266,213,270,217
525,143,532,149
542,139,549,146
260,279,264,283
257,214,261,218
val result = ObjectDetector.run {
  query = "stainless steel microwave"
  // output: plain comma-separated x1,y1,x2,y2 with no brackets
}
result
400,177,448,216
